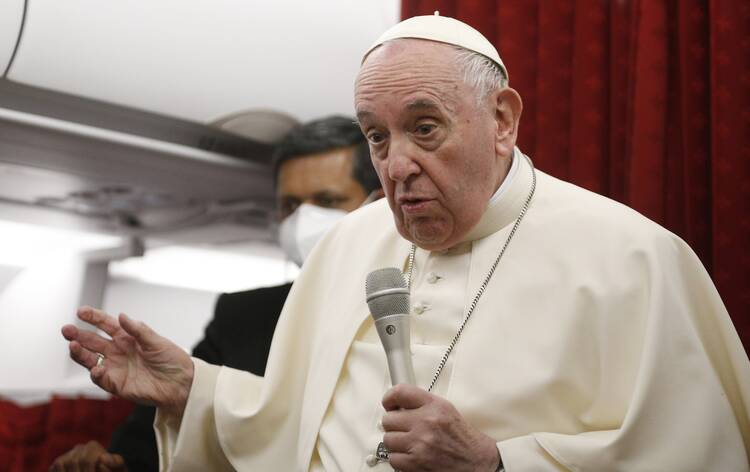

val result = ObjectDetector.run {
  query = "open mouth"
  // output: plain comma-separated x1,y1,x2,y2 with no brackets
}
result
399,197,432,213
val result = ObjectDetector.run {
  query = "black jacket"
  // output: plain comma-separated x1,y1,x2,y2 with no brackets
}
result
108,283,293,471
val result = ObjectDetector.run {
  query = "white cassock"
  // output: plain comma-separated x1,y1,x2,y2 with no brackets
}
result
155,150,750,471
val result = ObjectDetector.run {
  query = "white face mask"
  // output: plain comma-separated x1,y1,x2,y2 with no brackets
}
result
278,203,347,267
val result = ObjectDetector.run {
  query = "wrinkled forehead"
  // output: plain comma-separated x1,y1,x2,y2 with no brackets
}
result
355,40,463,117
357,39,459,83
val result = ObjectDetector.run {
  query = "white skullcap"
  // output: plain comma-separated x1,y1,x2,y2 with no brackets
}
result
363,12,508,81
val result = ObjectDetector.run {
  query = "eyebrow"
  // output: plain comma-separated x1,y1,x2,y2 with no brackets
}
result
355,110,374,123
406,99,441,112
356,99,444,124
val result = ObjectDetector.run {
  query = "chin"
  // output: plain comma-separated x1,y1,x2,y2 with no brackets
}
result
415,240,453,252
405,225,454,251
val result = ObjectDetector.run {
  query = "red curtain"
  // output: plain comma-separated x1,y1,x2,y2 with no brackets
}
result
0,397,133,472
401,0,750,350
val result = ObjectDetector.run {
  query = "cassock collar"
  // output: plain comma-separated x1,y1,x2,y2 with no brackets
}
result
460,147,533,243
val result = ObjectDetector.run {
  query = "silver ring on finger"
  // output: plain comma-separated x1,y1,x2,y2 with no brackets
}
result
95,353,105,368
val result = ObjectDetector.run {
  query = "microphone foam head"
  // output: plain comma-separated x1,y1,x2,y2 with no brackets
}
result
366,268,410,319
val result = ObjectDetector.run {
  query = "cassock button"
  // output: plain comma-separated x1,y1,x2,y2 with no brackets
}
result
427,272,442,284
366,454,379,467
413,302,430,315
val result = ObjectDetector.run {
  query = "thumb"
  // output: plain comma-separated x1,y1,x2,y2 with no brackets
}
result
98,452,126,470
119,313,160,350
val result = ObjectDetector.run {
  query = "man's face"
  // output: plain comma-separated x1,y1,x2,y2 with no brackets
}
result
276,146,368,220
355,40,505,251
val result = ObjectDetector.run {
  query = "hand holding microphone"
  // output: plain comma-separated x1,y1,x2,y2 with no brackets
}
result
366,269,501,471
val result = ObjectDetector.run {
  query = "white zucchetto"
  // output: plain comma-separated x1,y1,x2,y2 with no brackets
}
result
362,12,508,81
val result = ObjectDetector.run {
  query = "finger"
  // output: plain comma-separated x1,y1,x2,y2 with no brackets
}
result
388,451,414,472
98,462,121,472
49,456,66,472
97,454,128,472
78,307,120,337
62,324,80,341
87,359,120,397
89,356,124,395
70,329,113,357
382,384,432,411
119,313,160,350
381,409,414,432
60,459,77,472
69,341,101,370
80,442,103,472
98,453,125,469
66,447,84,472
60,445,81,472
90,365,109,391
382,430,411,453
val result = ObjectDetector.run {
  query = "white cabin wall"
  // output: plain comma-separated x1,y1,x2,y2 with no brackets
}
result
0,265,21,290
102,277,218,353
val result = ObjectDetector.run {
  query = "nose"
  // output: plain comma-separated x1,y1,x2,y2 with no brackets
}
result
387,137,421,183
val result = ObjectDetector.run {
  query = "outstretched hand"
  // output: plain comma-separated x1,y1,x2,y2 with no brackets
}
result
62,306,194,417
381,384,501,472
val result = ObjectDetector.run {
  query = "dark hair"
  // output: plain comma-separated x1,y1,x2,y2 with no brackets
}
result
272,115,381,194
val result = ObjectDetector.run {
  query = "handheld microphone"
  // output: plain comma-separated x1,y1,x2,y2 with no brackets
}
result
365,268,416,385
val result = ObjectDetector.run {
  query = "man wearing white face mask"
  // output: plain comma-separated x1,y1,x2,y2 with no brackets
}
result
275,116,382,267
279,204,347,267
50,115,380,472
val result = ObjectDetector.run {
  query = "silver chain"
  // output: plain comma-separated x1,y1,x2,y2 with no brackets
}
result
406,155,537,393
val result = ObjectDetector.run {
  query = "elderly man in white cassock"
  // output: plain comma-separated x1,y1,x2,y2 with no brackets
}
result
62,14,750,472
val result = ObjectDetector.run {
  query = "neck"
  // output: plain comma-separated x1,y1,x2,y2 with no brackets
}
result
459,148,530,243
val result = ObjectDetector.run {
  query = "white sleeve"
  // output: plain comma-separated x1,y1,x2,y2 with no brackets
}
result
154,358,235,472
497,435,568,471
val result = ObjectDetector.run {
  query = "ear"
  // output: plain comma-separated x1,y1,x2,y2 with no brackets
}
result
491,88,523,158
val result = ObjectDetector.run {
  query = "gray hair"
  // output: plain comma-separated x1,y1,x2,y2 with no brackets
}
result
272,116,380,194
453,46,509,105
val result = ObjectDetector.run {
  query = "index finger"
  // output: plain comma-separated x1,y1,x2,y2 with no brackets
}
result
382,383,432,411
78,306,120,337
381,408,413,432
